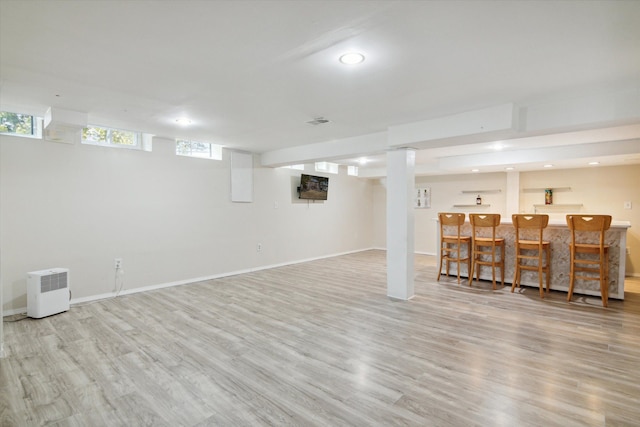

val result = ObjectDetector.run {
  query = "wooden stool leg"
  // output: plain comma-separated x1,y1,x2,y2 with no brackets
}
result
437,243,444,281
538,261,544,298
546,245,551,294
445,247,450,278
466,240,471,281
456,245,461,283
511,250,519,293
604,255,610,302
500,244,505,287
491,245,497,290
468,246,475,286
601,255,608,307
567,247,575,302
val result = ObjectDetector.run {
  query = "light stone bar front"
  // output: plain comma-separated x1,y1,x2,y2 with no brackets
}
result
436,218,631,299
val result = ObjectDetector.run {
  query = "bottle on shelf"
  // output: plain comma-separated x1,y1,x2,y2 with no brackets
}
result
476,195,482,205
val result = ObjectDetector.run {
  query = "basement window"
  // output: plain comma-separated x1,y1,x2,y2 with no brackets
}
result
280,164,305,170
82,125,151,151
315,161,339,174
0,111,43,138
347,166,359,176
176,139,222,160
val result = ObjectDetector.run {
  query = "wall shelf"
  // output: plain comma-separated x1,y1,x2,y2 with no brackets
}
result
533,204,582,208
533,204,583,213
523,187,572,193
453,204,491,208
461,189,501,194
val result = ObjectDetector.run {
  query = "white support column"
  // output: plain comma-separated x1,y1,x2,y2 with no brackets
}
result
0,274,3,358
386,148,415,300
506,171,520,217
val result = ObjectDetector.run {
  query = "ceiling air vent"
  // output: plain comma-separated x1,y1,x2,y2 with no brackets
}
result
306,117,330,126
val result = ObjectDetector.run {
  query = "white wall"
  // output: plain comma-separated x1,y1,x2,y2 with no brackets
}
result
0,135,374,315
373,172,508,255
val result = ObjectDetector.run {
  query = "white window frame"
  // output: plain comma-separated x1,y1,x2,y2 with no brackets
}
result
315,161,339,174
347,165,359,176
0,111,43,139
280,164,305,170
176,139,223,160
81,125,147,150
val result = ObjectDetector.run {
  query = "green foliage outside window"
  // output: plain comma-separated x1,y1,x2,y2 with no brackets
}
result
0,111,34,135
176,139,222,159
82,126,137,146
176,139,192,155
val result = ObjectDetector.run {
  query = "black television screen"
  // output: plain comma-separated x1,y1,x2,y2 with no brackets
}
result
299,174,329,200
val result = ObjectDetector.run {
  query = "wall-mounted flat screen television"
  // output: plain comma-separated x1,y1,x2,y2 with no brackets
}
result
299,174,329,200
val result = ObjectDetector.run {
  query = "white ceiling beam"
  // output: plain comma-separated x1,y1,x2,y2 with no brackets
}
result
438,139,640,170
387,103,518,149
261,85,640,171
260,131,387,167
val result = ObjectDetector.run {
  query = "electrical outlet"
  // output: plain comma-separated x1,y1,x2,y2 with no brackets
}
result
114,258,123,269
256,243,262,252
624,201,632,210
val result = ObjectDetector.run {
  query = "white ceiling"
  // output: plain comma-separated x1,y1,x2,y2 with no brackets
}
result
1,0,639,176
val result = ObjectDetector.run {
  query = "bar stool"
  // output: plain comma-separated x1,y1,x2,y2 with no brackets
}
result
566,214,612,307
468,213,505,289
437,212,471,283
511,214,551,298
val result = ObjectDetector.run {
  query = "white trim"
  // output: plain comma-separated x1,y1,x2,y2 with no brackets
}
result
2,307,27,317
414,250,437,256
4,247,635,321
0,112,43,139
374,247,436,257
3,248,378,315
112,248,376,299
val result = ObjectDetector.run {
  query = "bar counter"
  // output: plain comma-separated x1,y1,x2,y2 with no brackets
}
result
436,218,631,299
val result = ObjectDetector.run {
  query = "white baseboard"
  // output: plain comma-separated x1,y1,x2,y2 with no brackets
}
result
415,251,437,256
9,247,626,317
79,247,379,304
3,247,378,315
372,247,436,257
2,307,26,317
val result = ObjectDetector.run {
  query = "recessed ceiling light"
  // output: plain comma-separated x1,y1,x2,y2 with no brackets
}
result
175,117,192,125
505,167,515,171
543,164,553,168
588,161,600,165
358,157,368,165
471,169,480,172
339,52,365,65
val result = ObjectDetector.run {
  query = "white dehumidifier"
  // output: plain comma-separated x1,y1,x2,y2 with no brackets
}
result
27,268,70,318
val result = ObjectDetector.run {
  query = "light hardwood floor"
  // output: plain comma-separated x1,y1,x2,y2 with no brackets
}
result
2,250,640,426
